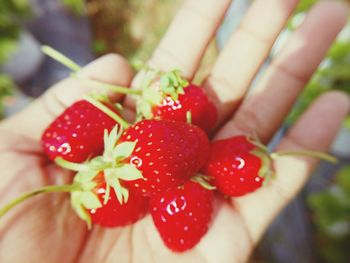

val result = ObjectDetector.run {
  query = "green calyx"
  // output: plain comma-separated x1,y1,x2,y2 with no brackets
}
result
55,126,144,226
159,69,188,101
70,171,101,229
246,135,275,185
186,111,192,124
41,46,191,122
250,148,275,186
247,134,338,187
191,174,216,190
134,68,189,120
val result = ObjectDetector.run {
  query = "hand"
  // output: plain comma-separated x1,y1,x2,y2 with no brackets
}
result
0,0,348,262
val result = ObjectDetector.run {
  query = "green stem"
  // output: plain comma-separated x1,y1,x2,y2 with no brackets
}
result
191,174,216,190
84,96,130,129
41,45,81,72
71,74,142,95
186,111,192,124
0,184,79,218
271,150,338,164
55,157,90,171
246,135,269,153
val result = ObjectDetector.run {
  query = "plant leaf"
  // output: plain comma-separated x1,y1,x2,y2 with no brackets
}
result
336,165,350,195
139,100,153,119
113,141,137,159
251,149,271,179
89,156,106,170
115,164,143,181
74,170,99,184
71,192,92,228
105,169,124,204
121,187,129,203
105,126,119,152
143,88,163,105
79,192,102,209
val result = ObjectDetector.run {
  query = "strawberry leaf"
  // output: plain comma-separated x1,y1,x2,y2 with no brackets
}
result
103,183,111,205
110,179,124,204
121,187,129,203
115,164,143,181
55,157,90,172
113,141,137,159
177,86,185,95
74,170,99,184
104,126,119,156
138,100,153,119
143,88,163,105
89,156,107,170
160,76,170,90
159,69,188,101
79,192,102,210
186,111,192,124
105,169,125,204
71,192,92,228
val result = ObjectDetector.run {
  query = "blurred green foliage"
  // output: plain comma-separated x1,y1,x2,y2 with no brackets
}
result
308,165,350,263
61,0,85,16
87,0,184,64
0,0,29,118
287,0,350,129
294,0,318,13
0,74,14,118
87,0,215,82
0,0,30,63
288,1,350,262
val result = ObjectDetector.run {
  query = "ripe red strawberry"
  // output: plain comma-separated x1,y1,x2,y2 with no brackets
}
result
119,119,210,196
150,180,214,252
202,136,271,197
0,163,148,228
152,84,218,133
41,99,121,163
87,172,149,227
132,69,217,133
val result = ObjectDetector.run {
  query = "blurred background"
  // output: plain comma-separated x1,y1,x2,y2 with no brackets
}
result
1,0,350,262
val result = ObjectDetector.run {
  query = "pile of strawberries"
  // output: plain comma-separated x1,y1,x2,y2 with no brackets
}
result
1,51,335,252
38,66,273,252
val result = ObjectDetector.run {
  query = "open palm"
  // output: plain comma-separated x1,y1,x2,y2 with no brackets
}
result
0,0,349,262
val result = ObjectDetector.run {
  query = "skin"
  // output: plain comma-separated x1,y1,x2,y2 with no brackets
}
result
0,0,349,262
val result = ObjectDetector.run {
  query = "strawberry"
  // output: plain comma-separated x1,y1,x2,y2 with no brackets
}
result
86,172,149,227
202,136,271,197
152,84,218,133
41,47,217,132
0,169,148,228
41,98,125,163
119,119,210,196
150,180,214,252
203,135,339,197
133,69,218,133
56,120,210,201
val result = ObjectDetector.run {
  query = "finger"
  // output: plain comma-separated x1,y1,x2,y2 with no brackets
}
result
217,1,349,142
148,0,232,79
232,91,350,243
1,54,133,140
124,0,231,111
204,0,299,123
